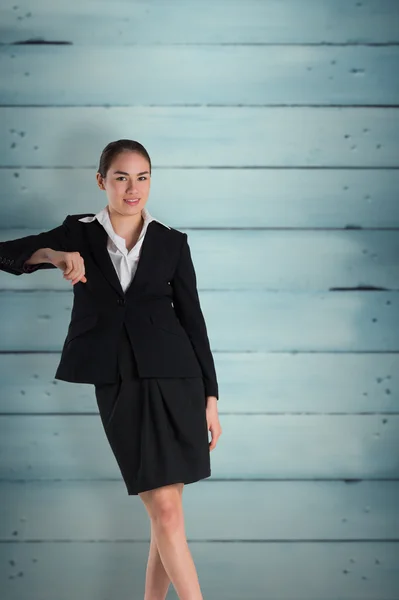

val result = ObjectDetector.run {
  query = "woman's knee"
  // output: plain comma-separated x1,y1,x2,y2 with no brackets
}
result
139,483,184,525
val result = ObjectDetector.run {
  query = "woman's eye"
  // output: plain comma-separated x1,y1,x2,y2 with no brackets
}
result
116,176,147,181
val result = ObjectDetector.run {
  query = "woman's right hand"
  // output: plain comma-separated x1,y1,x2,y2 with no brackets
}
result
47,249,87,285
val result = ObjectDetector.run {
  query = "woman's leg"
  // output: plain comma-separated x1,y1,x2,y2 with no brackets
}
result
139,482,203,600
143,519,172,600
142,487,184,600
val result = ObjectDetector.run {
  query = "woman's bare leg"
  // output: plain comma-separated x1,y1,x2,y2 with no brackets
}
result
143,519,172,600
139,482,203,600
142,485,184,600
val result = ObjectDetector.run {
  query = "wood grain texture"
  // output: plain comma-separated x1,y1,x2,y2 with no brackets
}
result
2,168,399,229
1,229,399,291
0,352,397,413
1,541,398,599
2,45,399,105
0,0,398,44
0,414,397,479
1,480,398,540
0,291,398,352
1,107,398,167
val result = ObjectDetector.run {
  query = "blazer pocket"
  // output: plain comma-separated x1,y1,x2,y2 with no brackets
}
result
66,313,98,345
149,312,186,338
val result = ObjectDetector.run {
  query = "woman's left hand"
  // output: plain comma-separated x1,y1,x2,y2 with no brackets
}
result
205,396,222,451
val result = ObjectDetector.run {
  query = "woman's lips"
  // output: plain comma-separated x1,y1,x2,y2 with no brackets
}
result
124,198,140,205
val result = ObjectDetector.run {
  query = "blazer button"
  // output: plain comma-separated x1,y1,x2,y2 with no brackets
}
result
117,298,126,306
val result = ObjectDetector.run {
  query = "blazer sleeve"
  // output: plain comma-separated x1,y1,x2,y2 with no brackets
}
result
171,233,219,400
0,215,72,276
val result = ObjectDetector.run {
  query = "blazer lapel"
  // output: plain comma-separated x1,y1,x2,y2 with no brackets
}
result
85,219,160,298
126,221,159,299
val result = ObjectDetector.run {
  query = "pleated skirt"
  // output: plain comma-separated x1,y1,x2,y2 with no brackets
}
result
94,323,211,495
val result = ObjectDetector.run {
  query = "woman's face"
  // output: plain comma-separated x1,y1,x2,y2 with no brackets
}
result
96,151,151,217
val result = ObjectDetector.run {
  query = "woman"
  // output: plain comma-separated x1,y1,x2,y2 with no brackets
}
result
0,139,222,600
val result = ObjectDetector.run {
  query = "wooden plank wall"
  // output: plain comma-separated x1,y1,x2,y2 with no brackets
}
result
0,1,398,598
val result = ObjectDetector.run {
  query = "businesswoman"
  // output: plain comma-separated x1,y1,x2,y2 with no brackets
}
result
0,139,222,600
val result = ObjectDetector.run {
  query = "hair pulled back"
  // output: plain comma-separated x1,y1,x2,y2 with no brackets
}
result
97,139,152,178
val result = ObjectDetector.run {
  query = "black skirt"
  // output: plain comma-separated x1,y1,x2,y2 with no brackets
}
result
94,323,211,495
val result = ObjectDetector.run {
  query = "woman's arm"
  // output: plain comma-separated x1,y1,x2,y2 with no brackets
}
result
24,247,55,266
171,233,219,400
0,215,72,275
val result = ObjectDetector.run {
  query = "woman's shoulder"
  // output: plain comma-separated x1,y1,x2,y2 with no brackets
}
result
67,213,96,221
151,219,185,239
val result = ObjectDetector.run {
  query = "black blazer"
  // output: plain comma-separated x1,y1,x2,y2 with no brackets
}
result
0,214,219,399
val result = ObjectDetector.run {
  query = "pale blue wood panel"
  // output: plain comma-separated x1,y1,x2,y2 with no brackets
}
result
2,45,399,106
0,415,397,479
2,229,399,291
0,0,398,44
0,541,398,599
1,107,398,167
1,168,399,229
0,352,397,413
0,291,398,352
1,480,398,540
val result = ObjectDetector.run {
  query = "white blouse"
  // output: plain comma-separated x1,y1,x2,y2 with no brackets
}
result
78,205,171,293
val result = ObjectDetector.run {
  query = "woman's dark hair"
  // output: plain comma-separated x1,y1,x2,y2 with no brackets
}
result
97,139,152,178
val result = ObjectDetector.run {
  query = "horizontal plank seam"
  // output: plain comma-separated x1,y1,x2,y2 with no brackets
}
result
1,412,398,417
1,104,399,109
1,165,399,171
6,42,399,47
3,227,399,232
1,538,398,544
2,350,399,355
1,477,398,483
